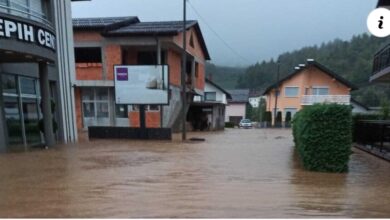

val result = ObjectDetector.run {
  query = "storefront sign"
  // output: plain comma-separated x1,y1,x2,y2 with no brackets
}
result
0,16,56,51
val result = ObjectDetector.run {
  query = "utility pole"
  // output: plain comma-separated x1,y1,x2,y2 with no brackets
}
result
181,0,187,141
273,61,280,127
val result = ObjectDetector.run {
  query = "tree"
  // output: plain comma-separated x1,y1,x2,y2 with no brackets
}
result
381,98,390,120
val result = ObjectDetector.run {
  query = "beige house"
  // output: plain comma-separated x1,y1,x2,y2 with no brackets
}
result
263,60,357,123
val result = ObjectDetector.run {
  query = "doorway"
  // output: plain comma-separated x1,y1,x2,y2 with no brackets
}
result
2,74,43,150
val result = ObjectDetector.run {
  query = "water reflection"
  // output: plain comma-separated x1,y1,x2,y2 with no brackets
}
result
289,149,348,217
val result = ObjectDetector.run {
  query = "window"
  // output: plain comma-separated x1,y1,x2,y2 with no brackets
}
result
2,74,17,94
312,87,329,95
284,87,299,97
148,105,160,111
137,51,166,65
131,105,139,112
0,0,9,13
204,92,217,101
2,74,42,147
116,105,128,118
20,77,37,95
75,47,102,63
81,88,110,119
0,0,50,23
130,105,160,112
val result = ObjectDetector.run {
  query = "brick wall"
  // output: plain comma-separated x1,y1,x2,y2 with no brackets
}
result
105,45,122,80
74,88,83,130
129,111,161,128
168,49,181,87
74,31,103,42
196,63,205,90
76,63,103,80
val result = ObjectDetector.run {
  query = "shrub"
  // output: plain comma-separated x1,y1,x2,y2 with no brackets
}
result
292,104,352,173
380,99,390,120
225,122,235,128
264,111,272,125
285,112,292,127
275,111,282,127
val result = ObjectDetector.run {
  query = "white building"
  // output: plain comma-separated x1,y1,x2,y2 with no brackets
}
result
191,78,231,131
225,89,249,125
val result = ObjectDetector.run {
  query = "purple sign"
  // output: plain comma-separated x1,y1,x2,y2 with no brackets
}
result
116,67,128,81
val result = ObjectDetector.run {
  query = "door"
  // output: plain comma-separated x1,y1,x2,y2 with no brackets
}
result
82,88,111,129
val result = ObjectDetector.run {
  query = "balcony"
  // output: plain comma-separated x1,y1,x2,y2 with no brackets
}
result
371,44,390,83
0,1,53,28
301,95,351,105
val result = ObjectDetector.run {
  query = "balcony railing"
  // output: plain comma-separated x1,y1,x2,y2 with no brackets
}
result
301,95,351,105
372,43,390,75
0,2,52,28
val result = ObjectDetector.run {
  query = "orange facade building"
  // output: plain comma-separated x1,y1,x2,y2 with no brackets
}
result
263,60,358,123
72,17,210,131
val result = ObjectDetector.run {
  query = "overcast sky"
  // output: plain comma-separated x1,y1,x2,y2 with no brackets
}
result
72,0,377,67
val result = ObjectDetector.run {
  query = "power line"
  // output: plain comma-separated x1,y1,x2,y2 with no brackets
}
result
187,1,251,64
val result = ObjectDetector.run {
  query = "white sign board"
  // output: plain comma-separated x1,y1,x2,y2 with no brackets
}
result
114,65,169,105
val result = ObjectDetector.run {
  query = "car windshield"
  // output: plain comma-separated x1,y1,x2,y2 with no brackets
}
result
241,119,251,123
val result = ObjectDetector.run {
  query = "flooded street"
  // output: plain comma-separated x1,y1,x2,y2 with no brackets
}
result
0,128,390,218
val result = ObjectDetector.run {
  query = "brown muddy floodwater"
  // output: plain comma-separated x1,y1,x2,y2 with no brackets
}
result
0,129,390,218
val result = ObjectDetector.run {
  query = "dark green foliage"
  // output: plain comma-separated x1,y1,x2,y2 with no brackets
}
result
285,112,292,127
258,98,267,122
381,99,390,120
235,33,390,106
225,122,235,128
245,103,253,120
292,104,352,173
205,62,245,89
275,111,282,128
265,111,272,124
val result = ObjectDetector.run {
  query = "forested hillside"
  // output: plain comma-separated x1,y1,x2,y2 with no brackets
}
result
205,63,245,89
207,33,390,106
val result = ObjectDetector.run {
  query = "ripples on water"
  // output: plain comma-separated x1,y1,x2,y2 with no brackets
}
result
0,129,389,217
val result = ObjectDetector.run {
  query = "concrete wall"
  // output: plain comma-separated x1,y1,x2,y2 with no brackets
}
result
53,0,78,143
0,66,7,152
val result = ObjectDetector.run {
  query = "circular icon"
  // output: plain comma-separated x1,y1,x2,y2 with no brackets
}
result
367,8,390,38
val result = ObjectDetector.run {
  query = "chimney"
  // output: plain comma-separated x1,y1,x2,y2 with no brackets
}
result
307,58,315,63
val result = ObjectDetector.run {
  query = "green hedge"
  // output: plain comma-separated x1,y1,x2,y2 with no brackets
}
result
265,111,272,124
292,104,352,173
225,122,235,128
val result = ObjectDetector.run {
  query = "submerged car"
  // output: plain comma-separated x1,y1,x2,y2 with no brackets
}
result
239,119,253,128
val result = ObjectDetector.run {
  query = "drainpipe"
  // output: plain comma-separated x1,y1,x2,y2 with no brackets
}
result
181,0,187,141
156,37,164,128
